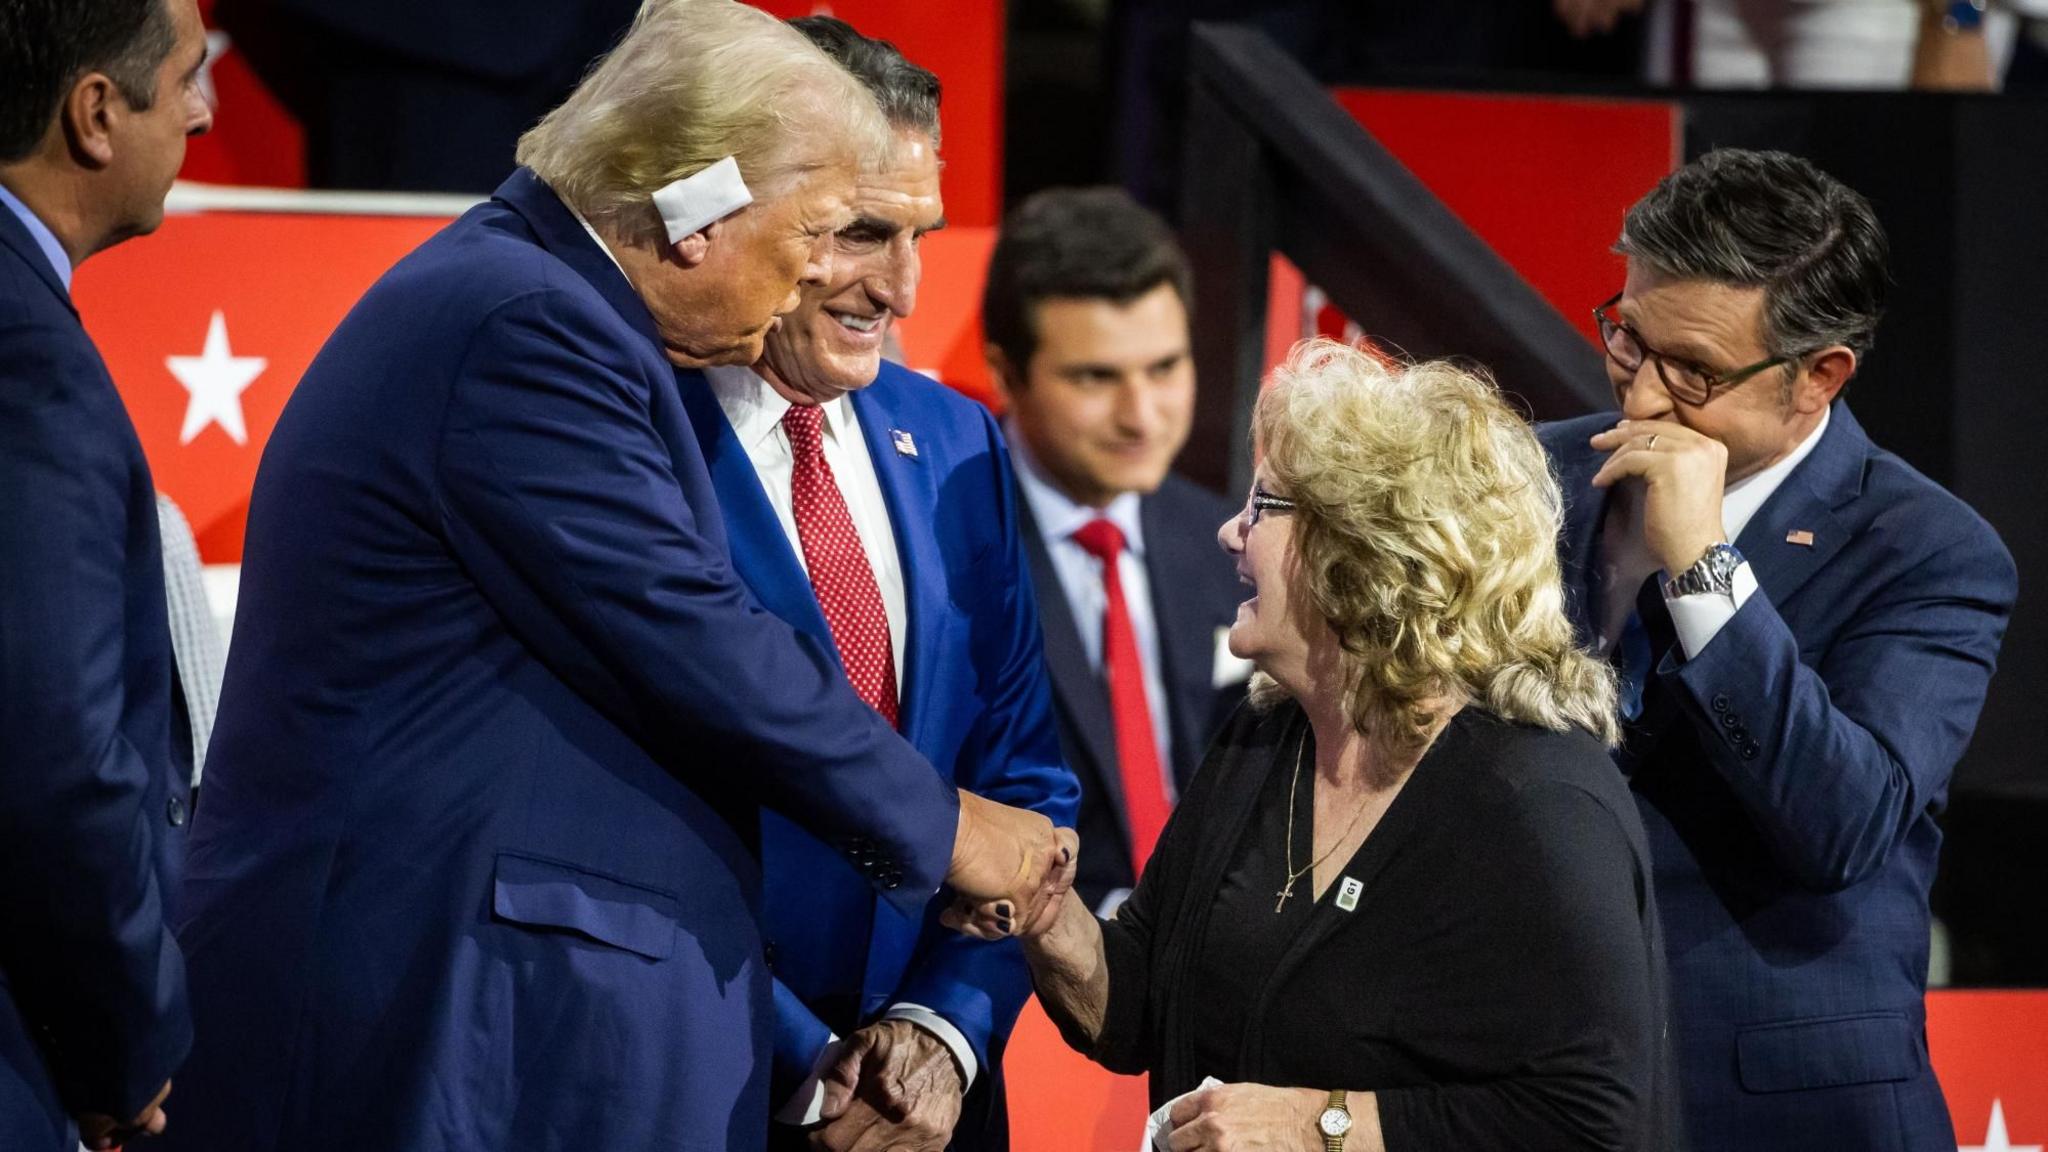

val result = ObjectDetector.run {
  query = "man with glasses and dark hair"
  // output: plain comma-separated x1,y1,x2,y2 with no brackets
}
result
0,0,213,1148
1543,148,2015,1152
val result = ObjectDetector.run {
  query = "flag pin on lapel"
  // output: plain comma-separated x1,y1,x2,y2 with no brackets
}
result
890,429,918,458
1786,529,1815,547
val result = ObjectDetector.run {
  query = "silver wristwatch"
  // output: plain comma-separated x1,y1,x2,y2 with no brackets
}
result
1664,542,1744,599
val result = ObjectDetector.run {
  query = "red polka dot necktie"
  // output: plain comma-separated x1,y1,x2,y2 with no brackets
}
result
782,403,899,727
1070,517,1169,876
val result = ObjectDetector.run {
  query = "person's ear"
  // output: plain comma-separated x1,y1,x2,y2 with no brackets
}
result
670,222,714,267
62,73,121,169
1796,345,1856,413
986,346,1021,408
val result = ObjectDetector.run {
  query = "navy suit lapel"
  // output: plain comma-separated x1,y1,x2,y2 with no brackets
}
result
0,204,74,317
674,372,837,651
1141,493,1217,790
849,381,943,748
1732,402,1867,612
493,168,659,346
1018,497,1125,818
1552,431,1612,647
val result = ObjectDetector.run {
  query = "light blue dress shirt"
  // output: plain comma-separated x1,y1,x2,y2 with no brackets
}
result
0,182,72,291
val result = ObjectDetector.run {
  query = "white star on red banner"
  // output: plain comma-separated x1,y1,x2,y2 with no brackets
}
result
168,309,266,446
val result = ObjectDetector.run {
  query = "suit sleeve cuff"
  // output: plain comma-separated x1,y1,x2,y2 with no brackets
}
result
773,1032,844,1127
1664,560,1758,660
883,1003,979,1092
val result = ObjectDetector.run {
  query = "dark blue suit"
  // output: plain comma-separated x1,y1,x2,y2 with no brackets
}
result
681,363,1078,1147
0,201,192,1150
164,170,961,1152
1543,404,2016,1152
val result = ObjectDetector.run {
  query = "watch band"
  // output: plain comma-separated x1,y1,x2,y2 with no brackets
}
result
1664,542,1744,600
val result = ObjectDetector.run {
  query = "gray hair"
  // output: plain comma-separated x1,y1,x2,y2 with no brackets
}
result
788,15,941,144
1617,148,1889,361
516,0,891,247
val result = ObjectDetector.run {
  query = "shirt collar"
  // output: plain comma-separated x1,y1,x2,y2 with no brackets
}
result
704,363,858,451
565,200,630,279
1721,405,1830,543
0,182,72,291
1006,422,1147,557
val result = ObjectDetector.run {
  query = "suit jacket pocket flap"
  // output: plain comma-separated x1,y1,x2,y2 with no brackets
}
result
1737,1012,1919,1093
491,853,678,961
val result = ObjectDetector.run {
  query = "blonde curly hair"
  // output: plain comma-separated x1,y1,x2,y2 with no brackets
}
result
1254,338,1618,749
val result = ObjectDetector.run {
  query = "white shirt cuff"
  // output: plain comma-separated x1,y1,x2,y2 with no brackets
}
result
773,1032,845,1126
1663,560,1759,661
882,1003,979,1092
1095,887,1133,920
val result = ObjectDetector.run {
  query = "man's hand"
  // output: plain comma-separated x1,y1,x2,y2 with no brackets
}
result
812,1020,964,1152
947,791,1077,934
1554,0,1643,37
1166,1083,1330,1152
1589,420,1729,576
76,1079,172,1150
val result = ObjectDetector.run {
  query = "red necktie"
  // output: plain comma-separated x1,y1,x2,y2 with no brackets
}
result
1070,518,1169,876
783,403,899,727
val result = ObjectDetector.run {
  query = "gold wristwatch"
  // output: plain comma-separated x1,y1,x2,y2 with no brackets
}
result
1316,1089,1352,1152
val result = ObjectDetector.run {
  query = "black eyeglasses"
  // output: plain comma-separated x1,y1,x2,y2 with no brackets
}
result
1242,482,1296,530
1593,293,1795,406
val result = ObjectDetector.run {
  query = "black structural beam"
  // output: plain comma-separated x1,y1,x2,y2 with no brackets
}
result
1179,22,1608,495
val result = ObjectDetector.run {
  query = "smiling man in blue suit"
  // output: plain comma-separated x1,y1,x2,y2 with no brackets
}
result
163,5,1070,1152
1545,149,2016,1152
680,20,1077,1152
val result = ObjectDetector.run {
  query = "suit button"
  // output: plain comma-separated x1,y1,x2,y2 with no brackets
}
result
1741,744,1759,761
166,794,187,827
1711,694,1730,714
764,943,778,971
1721,713,1740,730
879,869,902,890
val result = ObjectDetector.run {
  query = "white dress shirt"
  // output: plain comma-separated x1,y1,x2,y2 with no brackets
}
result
1598,407,1832,661
700,366,974,1118
1006,429,1177,796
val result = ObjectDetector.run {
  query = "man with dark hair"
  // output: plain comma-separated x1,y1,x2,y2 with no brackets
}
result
1543,148,2015,1152
0,0,212,1148
680,21,1076,1151
982,187,1247,916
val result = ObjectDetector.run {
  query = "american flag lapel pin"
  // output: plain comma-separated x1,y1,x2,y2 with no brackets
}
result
1786,529,1815,547
890,429,918,458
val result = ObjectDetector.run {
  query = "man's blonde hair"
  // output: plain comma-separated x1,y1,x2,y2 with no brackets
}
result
516,0,891,246
1255,338,1619,750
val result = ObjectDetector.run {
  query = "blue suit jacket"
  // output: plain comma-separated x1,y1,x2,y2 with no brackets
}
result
0,201,192,1149
163,170,960,1152
1543,405,2015,1152
681,364,1077,1140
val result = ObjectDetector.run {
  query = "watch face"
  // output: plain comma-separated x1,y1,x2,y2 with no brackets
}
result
1319,1107,1353,1136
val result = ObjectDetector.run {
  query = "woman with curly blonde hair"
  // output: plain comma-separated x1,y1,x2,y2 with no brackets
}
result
957,340,1672,1151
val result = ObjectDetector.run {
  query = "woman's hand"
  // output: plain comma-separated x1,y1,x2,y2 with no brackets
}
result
1165,1083,1327,1152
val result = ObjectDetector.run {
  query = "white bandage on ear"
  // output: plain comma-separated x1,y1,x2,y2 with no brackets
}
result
650,156,753,245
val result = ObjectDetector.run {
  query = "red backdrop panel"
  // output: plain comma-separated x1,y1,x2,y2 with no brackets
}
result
1332,89,1680,347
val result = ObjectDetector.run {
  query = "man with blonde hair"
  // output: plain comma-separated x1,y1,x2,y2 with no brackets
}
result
161,3,1071,1150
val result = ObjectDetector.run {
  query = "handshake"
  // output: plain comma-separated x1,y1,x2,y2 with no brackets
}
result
941,791,1080,938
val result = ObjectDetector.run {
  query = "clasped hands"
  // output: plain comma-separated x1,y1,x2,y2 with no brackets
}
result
943,790,1078,939
77,1078,172,1149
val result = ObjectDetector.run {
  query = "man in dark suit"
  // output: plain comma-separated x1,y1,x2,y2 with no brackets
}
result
982,188,1248,915
682,26,1078,1152
214,0,639,191
1544,148,2015,1152
162,7,1070,1152
0,2,213,1149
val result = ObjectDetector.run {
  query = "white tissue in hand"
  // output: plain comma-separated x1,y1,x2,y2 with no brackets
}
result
1143,1076,1225,1152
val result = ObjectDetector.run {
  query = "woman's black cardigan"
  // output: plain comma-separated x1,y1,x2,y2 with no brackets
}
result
1072,700,1677,1152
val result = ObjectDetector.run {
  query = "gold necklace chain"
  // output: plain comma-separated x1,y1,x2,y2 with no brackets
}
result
1275,728,1375,913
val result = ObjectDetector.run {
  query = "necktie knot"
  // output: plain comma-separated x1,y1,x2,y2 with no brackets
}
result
781,402,825,456
1072,517,1126,564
